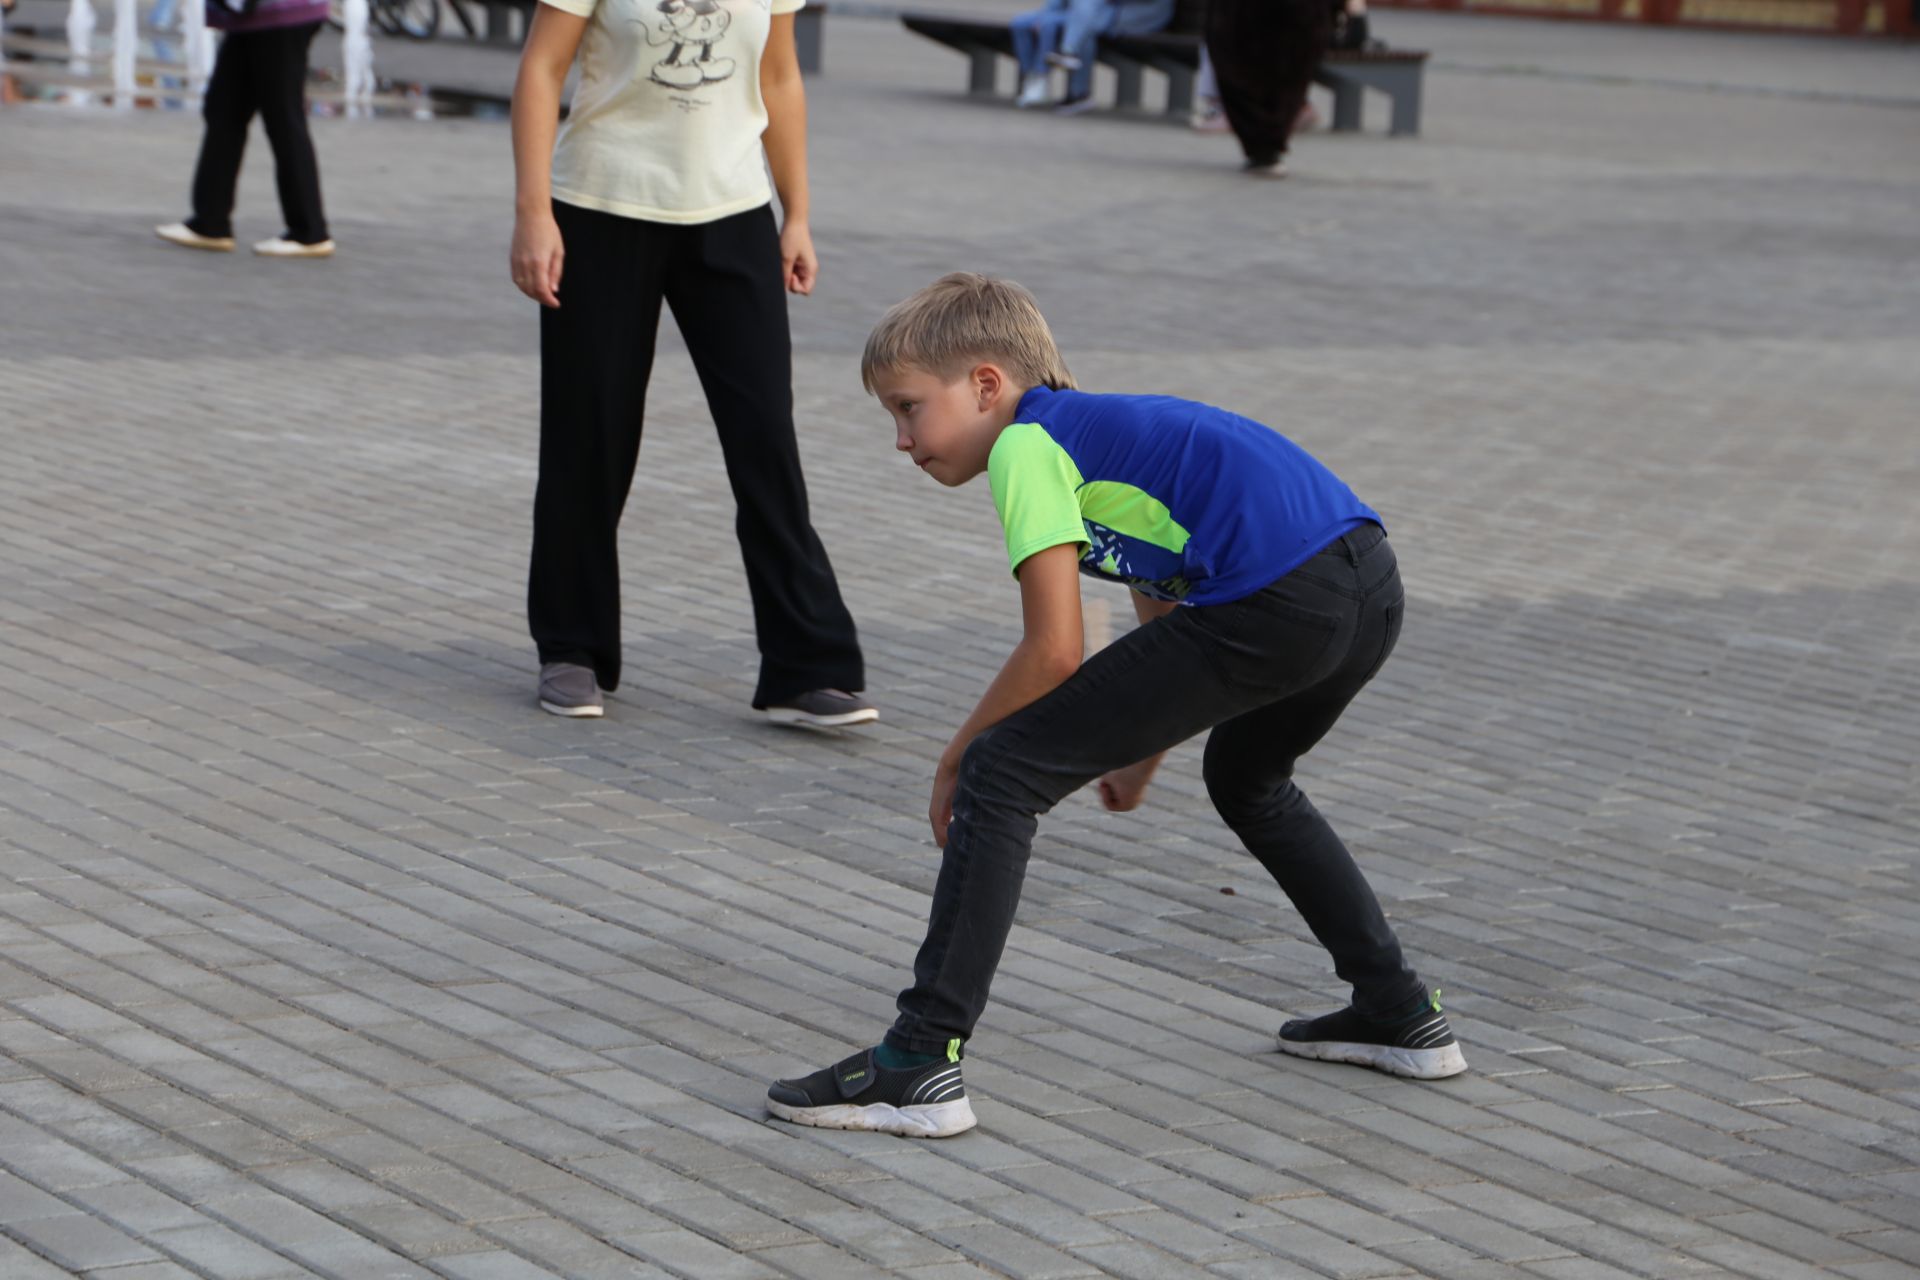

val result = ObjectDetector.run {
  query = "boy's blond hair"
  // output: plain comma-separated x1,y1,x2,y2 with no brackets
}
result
861,273,1076,395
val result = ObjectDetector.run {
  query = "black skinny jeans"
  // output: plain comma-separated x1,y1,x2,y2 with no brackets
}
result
1204,0,1330,166
189,22,328,244
529,200,864,707
887,523,1426,1056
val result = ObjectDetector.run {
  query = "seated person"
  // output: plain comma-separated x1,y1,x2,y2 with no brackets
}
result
1015,0,1176,114
1009,0,1074,109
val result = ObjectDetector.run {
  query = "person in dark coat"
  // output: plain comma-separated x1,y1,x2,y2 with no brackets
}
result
1203,0,1332,177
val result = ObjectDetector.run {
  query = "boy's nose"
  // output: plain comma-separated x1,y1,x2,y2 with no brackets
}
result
895,429,912,453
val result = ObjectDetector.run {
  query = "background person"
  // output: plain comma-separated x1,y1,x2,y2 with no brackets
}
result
154,0,334,256
1204,0,1330,177
1045,0,1175,115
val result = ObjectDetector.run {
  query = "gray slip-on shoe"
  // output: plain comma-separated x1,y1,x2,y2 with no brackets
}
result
538,663,603,718
763,689,878,728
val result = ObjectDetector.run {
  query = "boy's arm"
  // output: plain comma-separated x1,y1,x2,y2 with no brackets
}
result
929,544,1084,847
1095,589,1177,811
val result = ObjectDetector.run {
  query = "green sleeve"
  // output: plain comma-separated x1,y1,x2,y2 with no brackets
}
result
987,422,1089,577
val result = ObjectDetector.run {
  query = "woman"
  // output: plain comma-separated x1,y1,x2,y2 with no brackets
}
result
1204,0,1331,177
155,0,334,257
511,0,873,727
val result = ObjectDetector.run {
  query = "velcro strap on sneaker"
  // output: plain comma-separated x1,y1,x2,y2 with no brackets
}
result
832,1049,878,1100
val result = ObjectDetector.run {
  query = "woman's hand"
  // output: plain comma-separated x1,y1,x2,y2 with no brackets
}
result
780,218,817,296
929,756,959,848
511,210,565,309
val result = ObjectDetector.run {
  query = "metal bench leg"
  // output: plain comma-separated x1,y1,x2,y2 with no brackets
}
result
1384,67,1421,136
485,1,515,47
794,8,823,74
968,47,998,96
1164,64,1194,117
1113,57,1143,111
1330,76,1363,132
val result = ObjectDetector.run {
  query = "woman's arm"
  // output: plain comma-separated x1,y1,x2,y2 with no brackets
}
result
928,543,1085,846
510,4,588,308
759,11,817,295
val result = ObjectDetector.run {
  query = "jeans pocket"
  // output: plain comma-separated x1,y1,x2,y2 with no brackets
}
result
1356,598,1403,687
1193,592,1343,693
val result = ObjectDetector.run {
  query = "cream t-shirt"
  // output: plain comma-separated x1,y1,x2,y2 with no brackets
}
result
540,0,805,225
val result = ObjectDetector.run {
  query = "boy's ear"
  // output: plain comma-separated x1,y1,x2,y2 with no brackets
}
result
971,363,1003,411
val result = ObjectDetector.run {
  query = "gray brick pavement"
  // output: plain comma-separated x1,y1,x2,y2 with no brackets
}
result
2,9,1918,1279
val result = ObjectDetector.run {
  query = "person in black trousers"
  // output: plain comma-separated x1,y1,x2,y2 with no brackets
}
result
155,0,334,257
1204,0,1332,178
509,0,871,727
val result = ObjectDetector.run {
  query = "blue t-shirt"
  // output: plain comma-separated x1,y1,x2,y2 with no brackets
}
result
986,386,1380,606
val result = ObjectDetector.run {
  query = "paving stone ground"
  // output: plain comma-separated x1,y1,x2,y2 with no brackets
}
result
2,10,1919,1279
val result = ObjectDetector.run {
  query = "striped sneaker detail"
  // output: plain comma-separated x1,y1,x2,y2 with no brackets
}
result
906,1064,965,1107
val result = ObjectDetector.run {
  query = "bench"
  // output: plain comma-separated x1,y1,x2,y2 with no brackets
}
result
900,10,1426,136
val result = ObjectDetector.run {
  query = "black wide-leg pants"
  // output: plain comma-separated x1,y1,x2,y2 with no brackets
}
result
529,199,864,707
1204,0,1331,167
188,21,329,245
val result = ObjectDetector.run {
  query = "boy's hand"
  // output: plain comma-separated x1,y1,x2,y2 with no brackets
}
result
929,758,959,848
780,218,817,296
928,545,1085,850
1097,754,1164,812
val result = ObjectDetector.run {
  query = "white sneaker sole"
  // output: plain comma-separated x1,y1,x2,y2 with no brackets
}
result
539,700,603,718
766,1096,976,1139
1276,1037,1468,1080
762,706,879,727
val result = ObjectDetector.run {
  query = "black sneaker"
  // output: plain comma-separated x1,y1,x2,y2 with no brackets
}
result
1277,991,1467,1079
766,1046,976,1138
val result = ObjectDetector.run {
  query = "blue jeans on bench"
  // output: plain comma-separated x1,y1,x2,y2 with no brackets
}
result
1018,0,1179,102
1011,0,1073,86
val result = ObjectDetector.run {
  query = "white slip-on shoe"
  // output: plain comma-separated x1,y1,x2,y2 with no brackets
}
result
156,222,235,252
253,237,336,258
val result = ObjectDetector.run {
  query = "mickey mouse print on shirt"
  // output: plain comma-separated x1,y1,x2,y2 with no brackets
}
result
549,0,801,225
646,0,761,89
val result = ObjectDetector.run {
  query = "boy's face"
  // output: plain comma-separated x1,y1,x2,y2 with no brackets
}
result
874,364,1009,488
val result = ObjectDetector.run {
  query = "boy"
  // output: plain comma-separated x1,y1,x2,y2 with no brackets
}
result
766,274,1464,1140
